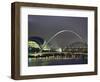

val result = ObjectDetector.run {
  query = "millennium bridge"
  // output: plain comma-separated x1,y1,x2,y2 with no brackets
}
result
28,30,87,60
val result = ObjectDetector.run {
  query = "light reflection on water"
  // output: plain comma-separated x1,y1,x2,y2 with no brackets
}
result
28,55,87,66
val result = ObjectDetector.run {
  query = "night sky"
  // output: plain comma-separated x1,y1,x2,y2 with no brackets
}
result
28,15,88,48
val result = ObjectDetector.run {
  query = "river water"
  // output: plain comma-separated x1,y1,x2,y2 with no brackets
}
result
28,55,87,66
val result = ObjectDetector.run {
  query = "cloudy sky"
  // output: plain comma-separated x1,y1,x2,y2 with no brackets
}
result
28,15,87,48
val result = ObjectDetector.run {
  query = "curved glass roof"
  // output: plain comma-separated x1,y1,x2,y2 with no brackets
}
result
28,41,40,48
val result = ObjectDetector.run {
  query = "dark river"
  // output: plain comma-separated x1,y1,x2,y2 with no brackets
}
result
28,55,87,66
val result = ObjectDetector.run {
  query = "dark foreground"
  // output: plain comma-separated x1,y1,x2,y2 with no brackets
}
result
28,55,87,66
